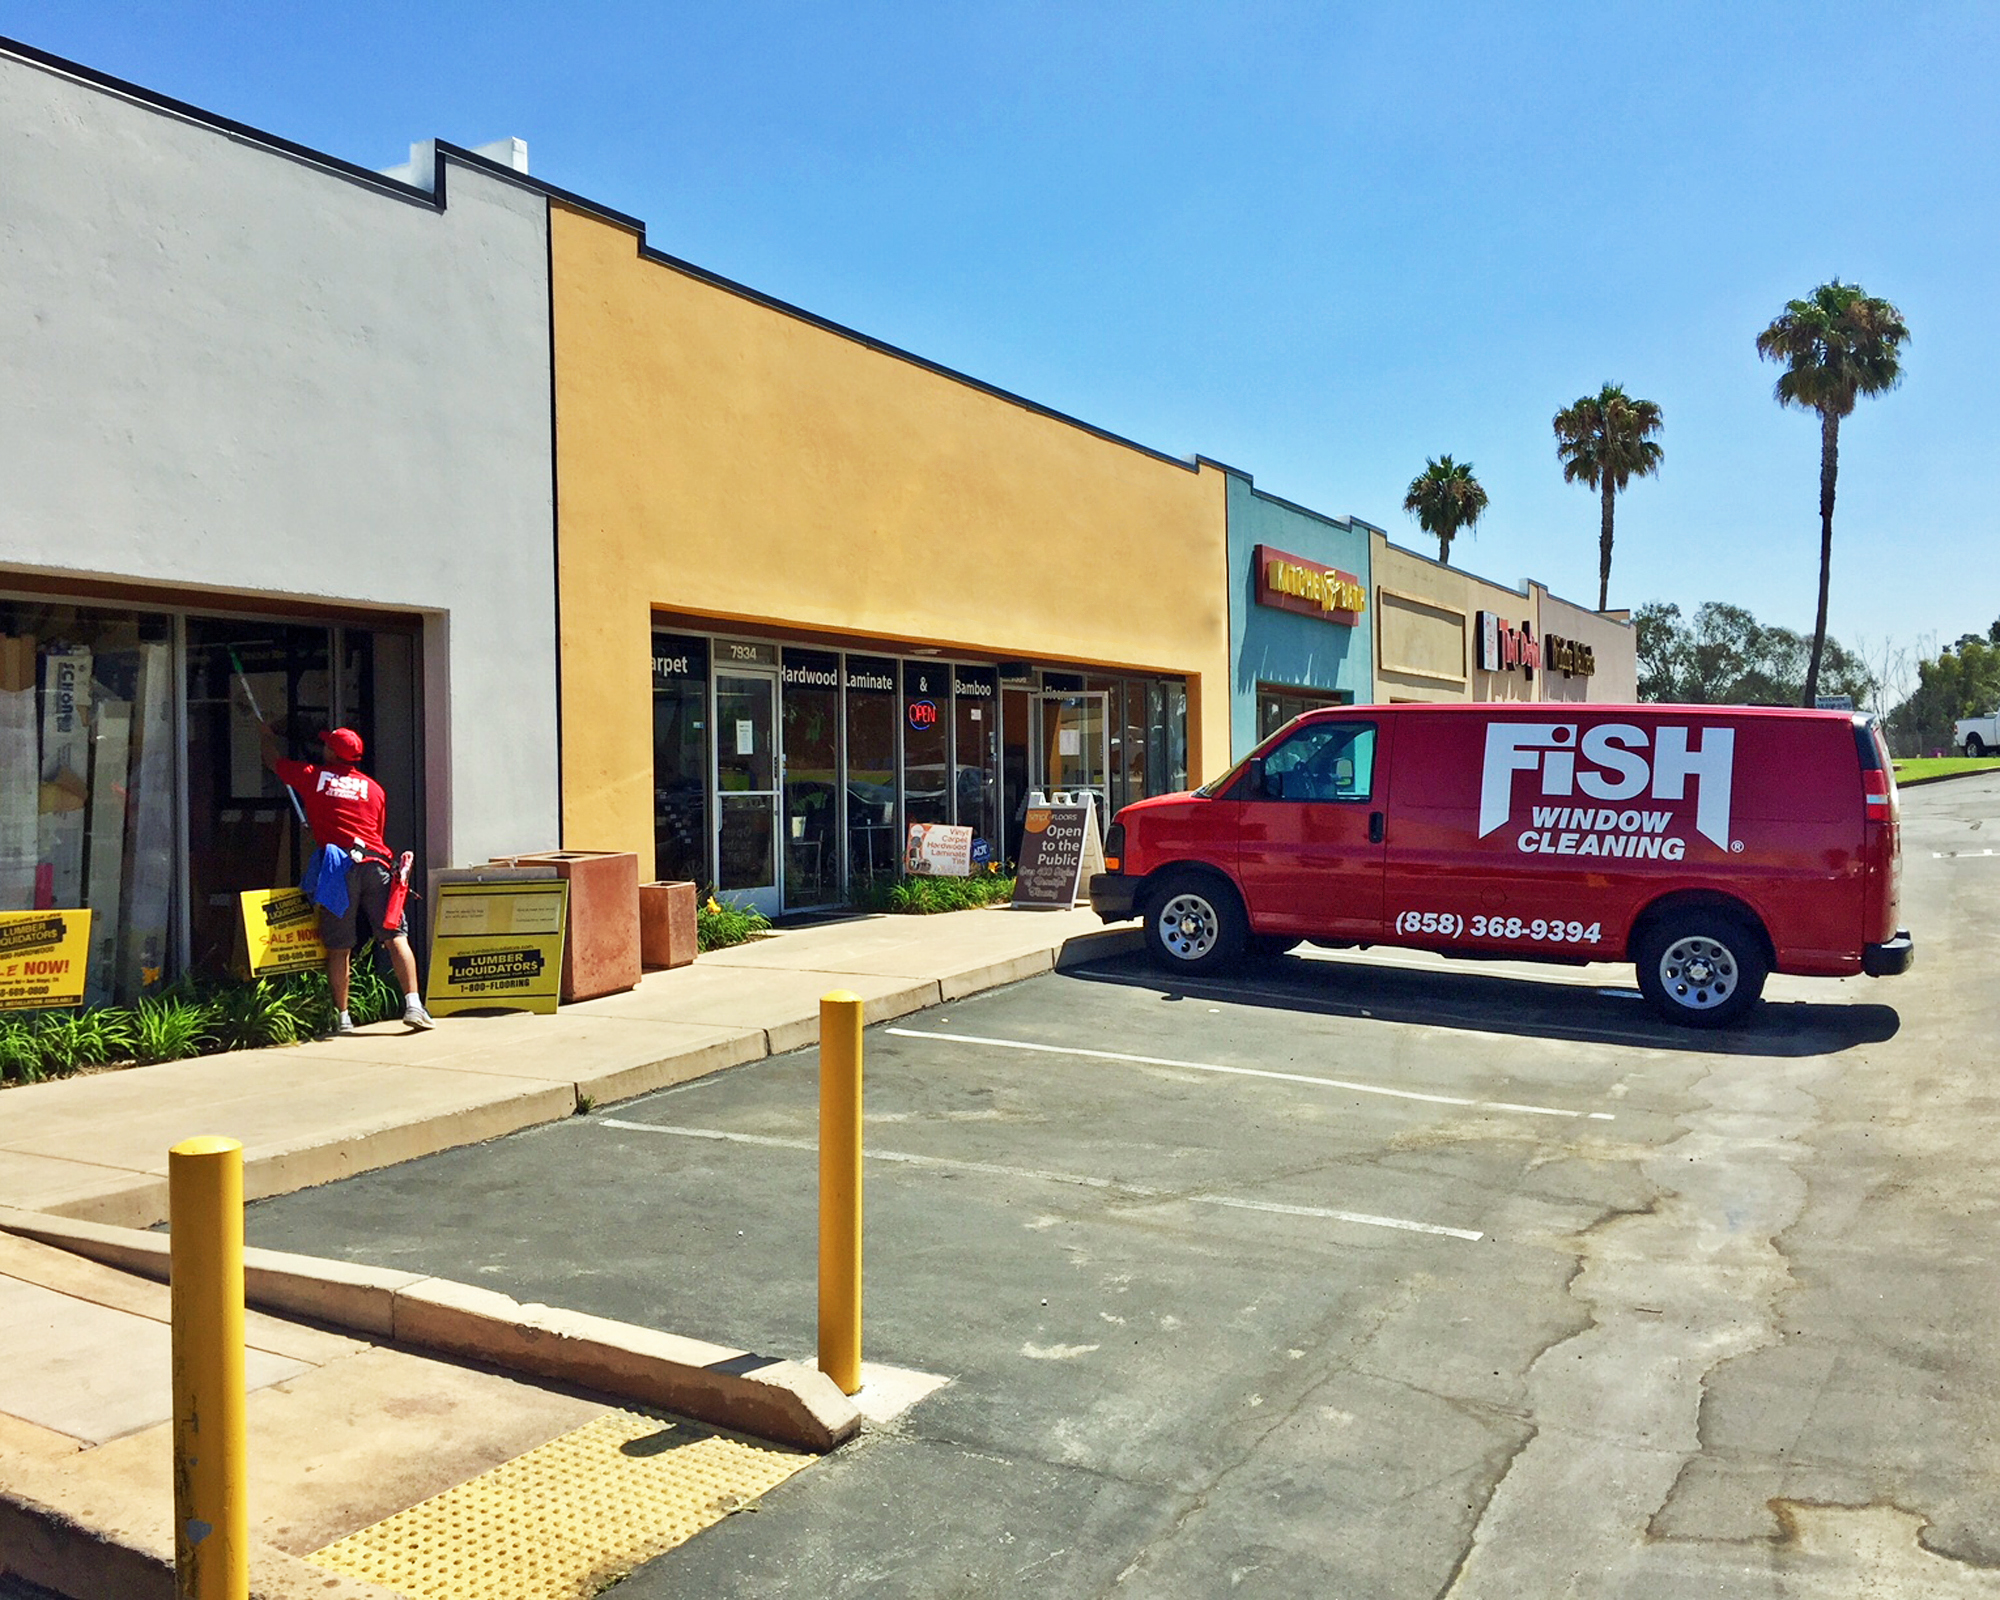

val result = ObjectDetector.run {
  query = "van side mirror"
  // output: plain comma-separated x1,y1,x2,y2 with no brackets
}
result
1246,757,1267,798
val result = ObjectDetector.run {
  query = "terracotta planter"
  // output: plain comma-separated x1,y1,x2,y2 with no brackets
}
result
639,880,699,969
499,851,642,1002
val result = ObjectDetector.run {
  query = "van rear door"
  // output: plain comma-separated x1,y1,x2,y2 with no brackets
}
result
1234,715,1391,938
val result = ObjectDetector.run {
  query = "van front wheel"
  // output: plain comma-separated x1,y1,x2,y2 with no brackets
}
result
1634,912,1767,1028
1143,872,1247,975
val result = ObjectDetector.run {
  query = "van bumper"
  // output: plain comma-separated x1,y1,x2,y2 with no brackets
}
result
1089,873,1140,922
1863,931,1916,976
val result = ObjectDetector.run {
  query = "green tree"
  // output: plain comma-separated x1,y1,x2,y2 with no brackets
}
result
1553,383,1664,611
1755,280,1910,705
1636,599,1869,707
1401,455,1489,566
1889,638,2000,755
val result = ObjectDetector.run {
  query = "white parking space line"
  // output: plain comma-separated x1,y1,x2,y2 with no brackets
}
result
596,1120,1484,1241
1933,849,1998,858
885,1027,1614,1121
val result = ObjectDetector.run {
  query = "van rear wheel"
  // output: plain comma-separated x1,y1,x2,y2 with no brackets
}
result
1634,911,1767,1028
1143,871,1247,976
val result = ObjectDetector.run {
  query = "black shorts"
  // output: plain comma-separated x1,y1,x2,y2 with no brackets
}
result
318,860,403,951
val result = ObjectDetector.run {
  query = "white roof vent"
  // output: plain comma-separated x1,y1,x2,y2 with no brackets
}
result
380,137,529,192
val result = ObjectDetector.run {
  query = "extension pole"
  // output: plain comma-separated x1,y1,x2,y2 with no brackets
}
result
817,990,864,1395
170,1136,247,1600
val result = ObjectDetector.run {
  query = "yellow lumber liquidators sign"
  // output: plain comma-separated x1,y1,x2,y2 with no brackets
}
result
239,887,328,977
425,878,570,1016
0,908,91,1010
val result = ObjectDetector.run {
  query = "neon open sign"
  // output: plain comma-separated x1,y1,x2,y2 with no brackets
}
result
907,700,938,731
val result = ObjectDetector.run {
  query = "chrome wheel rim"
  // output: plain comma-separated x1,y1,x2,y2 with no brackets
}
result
1158,892,1220,961
1659,934,1739,1011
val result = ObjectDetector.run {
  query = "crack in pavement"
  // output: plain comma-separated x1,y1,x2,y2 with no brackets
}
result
1441,1050,1837,1598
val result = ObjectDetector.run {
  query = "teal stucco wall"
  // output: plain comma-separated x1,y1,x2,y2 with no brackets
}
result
1226,473,1375,759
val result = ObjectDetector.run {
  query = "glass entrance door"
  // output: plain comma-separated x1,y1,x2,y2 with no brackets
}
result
715,670,781,916
1040,691,1111,830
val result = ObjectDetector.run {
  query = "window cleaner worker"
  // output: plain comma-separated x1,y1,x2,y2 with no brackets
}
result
253,717,433,1033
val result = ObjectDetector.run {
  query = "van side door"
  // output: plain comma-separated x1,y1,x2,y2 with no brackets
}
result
1234,718,1390,939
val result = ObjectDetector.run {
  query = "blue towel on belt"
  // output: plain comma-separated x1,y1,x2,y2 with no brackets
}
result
300,843,353,919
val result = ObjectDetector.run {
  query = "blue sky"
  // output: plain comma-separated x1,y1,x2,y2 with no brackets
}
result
11,3,1994,677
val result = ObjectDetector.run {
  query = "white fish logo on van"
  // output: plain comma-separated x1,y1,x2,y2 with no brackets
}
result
1478,723,1735,851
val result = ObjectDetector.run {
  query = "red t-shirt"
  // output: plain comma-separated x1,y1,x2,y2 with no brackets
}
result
274,760,389,858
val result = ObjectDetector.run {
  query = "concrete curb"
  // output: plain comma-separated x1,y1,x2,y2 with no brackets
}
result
28,921,1139,1237
1896,765,2000,787
0,1480,403,1600
0,1208,861,1455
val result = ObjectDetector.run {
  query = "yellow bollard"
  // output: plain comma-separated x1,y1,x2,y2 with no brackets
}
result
170,1136,247,1600
817,990,864,1395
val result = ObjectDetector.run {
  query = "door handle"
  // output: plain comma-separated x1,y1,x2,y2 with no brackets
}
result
1369,811,1385,844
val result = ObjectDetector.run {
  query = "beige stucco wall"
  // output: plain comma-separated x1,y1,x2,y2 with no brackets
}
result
1534,585,1638,702
1368,535,1538,704
550,203,1229,860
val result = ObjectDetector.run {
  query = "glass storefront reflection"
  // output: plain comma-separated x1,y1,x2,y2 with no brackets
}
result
901,662,950,829
782,650,841,907
844,655,899,889
650,629,1187,910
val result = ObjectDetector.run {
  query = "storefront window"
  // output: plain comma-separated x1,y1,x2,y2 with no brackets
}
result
185,619,332,974
1147,680,1189,794
1001,683,1033,868
1256,683,1355,743
951,666,999,855
902,662,950,828
1121,682,1150,811
845,656,899,887
1,601,176,1004
651,633,710,886
782,649,841,907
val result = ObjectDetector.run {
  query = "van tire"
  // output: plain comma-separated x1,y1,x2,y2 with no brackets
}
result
1143,871,1247,975
1634,910,1768,1028
1967,734,1988,758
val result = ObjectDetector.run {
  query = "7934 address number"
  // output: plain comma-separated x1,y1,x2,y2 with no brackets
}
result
1394,911,1604,945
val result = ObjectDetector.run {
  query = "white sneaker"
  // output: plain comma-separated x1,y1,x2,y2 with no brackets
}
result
329,1012,356,1037
404,999,436,1031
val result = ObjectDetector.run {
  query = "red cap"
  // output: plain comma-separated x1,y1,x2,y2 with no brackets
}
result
319,727,364,763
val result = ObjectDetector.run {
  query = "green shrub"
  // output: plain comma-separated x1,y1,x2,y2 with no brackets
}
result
849,869,1017,915
133,994,213,1064
348,945,403,1024
0,1015,51,1085
697,893,773,952
31,1006,137,1068
207,978,306,1051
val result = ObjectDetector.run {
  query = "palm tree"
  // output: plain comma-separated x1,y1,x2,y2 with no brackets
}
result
1553,383,1664,612
1756,280,1910,704
1402,455,1488,566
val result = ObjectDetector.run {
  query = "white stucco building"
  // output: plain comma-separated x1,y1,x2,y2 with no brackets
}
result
0,38,559,995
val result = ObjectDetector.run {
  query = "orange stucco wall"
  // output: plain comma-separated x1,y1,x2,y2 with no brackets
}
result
550,203,1229,859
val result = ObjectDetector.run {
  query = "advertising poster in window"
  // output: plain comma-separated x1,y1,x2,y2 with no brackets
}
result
425,878,570,1016
0,908,91,1010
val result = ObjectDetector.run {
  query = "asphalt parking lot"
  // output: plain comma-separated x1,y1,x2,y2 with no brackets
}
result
244,774,2000,1598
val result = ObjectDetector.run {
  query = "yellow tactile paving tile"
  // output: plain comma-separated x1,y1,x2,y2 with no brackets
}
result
304,1407,808,1600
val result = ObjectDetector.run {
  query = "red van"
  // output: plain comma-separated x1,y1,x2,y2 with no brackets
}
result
1090,704,1912,1026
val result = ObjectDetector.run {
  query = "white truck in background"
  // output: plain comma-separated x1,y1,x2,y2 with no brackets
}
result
1956,710,2000,756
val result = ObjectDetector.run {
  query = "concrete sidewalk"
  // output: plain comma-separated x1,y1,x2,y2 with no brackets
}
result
0,1219,867,1598
0,904,1131,1598
0,904,1138,1228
